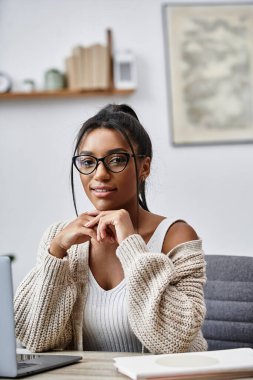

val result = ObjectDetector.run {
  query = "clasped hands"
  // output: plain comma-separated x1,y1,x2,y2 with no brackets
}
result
49,209,135,258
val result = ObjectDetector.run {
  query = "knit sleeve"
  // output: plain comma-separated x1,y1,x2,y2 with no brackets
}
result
14,222,78,353
116,234,207,354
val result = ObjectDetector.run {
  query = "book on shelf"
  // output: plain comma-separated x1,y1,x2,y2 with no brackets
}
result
65,33,111,91
82,46,91,89
90,43,110,89
65,55,79,90
114,348,253,380
72,45,84,89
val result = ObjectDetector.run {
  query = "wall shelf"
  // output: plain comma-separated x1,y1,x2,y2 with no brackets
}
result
0,88,135,100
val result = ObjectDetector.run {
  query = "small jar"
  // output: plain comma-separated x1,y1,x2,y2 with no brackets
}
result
21,79,35,92
44,69,64,91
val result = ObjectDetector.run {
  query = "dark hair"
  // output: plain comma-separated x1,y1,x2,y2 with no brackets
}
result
71,104,153,215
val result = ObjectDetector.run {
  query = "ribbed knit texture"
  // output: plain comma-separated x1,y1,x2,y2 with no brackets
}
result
14,219,207,353
83,272,142,352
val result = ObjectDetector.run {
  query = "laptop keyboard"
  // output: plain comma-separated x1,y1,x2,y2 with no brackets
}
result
18,362,37,369
17,355,40,369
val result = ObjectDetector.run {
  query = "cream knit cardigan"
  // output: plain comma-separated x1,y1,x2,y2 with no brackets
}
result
14,221,207,353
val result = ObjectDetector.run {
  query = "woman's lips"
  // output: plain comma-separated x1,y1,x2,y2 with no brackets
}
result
91,187,116,198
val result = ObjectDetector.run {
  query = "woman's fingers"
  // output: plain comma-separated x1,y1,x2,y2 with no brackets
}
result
84,209,134,244
82,226,97,241
95,214,117,243
85,210,100,217
84,216,100,228
97,220,110,241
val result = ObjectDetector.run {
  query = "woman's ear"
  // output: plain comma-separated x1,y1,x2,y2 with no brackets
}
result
139,156,151,181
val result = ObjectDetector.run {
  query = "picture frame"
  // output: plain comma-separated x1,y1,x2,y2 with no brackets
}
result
163,2,253,145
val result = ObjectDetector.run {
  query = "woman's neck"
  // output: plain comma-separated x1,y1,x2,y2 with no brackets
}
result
127,205,150,233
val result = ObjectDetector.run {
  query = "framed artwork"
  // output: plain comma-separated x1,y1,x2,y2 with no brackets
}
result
163,3,253,145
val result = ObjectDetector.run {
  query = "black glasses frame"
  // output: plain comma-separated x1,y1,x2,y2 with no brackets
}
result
72,152,145,175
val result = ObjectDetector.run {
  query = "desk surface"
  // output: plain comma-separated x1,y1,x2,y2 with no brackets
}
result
33,349,253,380
3,350,253,380
10,350,139,380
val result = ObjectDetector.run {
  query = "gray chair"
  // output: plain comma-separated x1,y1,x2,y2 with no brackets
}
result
203,254,253,350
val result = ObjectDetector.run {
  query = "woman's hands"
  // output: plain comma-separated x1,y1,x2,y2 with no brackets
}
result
49,213,98,258
49,209,135,258
85,209,135,245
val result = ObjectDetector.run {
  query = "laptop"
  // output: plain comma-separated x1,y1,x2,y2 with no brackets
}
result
0,256,82,378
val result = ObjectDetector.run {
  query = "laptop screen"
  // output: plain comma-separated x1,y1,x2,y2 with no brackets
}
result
0,256,82,378
0,256,19,377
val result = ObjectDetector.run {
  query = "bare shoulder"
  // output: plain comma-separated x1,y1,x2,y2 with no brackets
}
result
162,221,199,253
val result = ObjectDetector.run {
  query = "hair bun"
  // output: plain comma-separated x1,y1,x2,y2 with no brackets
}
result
104,104,139,121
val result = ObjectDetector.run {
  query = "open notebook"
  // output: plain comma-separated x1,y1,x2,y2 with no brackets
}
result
0,256,82,378
114,348,253,380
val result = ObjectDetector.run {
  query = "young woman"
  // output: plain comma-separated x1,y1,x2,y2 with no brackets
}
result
14,104,207,354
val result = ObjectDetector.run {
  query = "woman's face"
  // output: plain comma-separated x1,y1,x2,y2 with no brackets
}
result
77,128,150,212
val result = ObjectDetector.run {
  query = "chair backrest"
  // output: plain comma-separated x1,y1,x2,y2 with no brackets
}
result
203,254,253,351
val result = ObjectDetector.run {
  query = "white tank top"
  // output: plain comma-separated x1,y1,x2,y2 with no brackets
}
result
83,218,174,352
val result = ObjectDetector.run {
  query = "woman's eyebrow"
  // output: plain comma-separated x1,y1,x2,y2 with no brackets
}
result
78,148,129,155
107,148,129,154
78,150,92,155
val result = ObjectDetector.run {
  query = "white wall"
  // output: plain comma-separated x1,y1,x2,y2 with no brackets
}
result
0,0,252,290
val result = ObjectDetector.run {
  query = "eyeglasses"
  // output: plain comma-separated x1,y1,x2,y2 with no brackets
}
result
72,152,145,175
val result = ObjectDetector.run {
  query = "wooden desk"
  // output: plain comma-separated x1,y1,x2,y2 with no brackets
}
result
4,350,253,380
35,350,253,380
21,350,253,380
11,350,141,380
